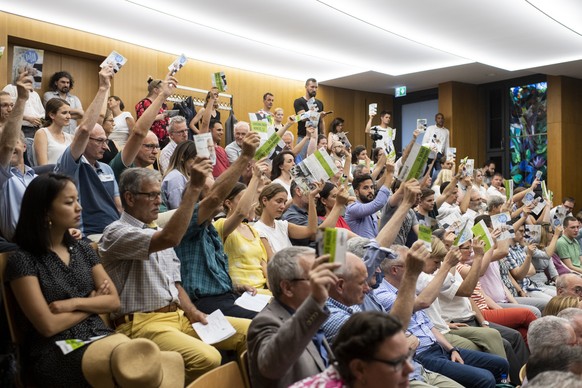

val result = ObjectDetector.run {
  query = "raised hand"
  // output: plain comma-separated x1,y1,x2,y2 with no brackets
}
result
189,157,214,187
241,132,261,158
310,255,341,305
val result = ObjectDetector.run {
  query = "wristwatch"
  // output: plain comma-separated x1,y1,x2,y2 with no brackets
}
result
448,346,461,355
482,320,490,327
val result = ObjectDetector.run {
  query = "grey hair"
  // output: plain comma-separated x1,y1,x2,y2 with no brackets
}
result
267,247,314,299
119,168,162,208
233,121,250,131
168,115,186,133
487,196,505,212
282,130,294,143
558,307,582,320
527,371,582,388
526,345,582,381
379,245,407,274
527,316,573,355
347,237,371,258
556,273,577,292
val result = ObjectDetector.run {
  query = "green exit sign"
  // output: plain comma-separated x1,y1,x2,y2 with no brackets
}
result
395,86,407,97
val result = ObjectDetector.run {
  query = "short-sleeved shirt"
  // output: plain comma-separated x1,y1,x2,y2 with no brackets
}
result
293,97,324,137
556,235,582,268
505,244,538,291
55,147,120,236
0,165,36,240
43,91,83,135
161,169,187,210
99,212,182,319
109,151,135,182
174,204,233,299
159,139,177,174
6,242,112,385
225,141,242,164
282,204,322,247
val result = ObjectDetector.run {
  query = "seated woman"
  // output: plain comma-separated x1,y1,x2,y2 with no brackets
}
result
290,311,413,388
33,98,74,165
161,140,197,210
254,182,320,259
316,182,353,233
7,173,120,387
215,160,271,293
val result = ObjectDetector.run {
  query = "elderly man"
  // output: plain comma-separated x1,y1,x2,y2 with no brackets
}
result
158,115,188,173
109,75,176,181
0,91,13,134
54,65,122,238
556,273,582,297
225,121,249,164
0,71,34,249
247,246,341,388
99,162,250,385
527,316,576,355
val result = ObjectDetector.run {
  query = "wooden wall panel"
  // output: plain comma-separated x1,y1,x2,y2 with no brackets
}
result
439,81,485,166
1,12,391,148
547,75,582,208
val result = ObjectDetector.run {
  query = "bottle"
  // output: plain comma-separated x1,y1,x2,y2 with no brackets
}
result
500,373,509,384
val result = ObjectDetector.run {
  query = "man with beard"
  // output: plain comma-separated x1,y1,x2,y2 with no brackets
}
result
43,71,84,134
294,78,327,157
344,166,403,239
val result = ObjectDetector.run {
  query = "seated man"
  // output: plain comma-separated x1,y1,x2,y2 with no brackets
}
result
99,162,249,384
109,74,176,180
158,115,188,174
54,65,121,238
556,273,582,297
0,70,35,244
247,246,341,388
224,121,249,164
345,172,393,239
174,131,262,319
556,216,582,275
375,246,509,387
527,316,576,355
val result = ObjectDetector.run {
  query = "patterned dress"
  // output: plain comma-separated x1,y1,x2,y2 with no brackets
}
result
6,241,113,387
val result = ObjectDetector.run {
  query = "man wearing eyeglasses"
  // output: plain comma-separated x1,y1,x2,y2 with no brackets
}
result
55,65,121,239
109,77,175,181
158,115,188,174
0,91,14,134
556,273,582,297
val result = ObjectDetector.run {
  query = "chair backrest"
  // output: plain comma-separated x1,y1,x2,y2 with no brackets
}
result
186,361,245,388
239,349,251,388
0,252,27,346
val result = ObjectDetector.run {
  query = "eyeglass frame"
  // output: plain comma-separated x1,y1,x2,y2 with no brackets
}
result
89,137,109,146
133,191,162,201
366,348,415,372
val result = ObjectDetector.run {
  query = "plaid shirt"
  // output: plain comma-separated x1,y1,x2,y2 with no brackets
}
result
505,244,540,292
322,298,362,345
174,204,233,299
99,212,181,319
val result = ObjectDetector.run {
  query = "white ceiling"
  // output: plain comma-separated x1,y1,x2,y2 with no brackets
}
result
3,0,582,94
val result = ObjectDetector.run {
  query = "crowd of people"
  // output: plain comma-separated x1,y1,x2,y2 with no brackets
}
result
1,64,582,388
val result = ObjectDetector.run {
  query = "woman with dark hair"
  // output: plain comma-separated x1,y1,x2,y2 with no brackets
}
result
254,182,321,259
189,87,221,134
271,150,295,199
33,97,73,165
214,160,270,292
7,173,120,387
290,311,413,388
135,77,170,146
372,147,385,164
161,140,199,209
317,134,328,150
352,145,368,165
328,117,351,150
99,109,120,164
107,95,135,148
316,182,353,232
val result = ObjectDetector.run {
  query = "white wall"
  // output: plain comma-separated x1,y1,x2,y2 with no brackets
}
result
401,99,439,148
